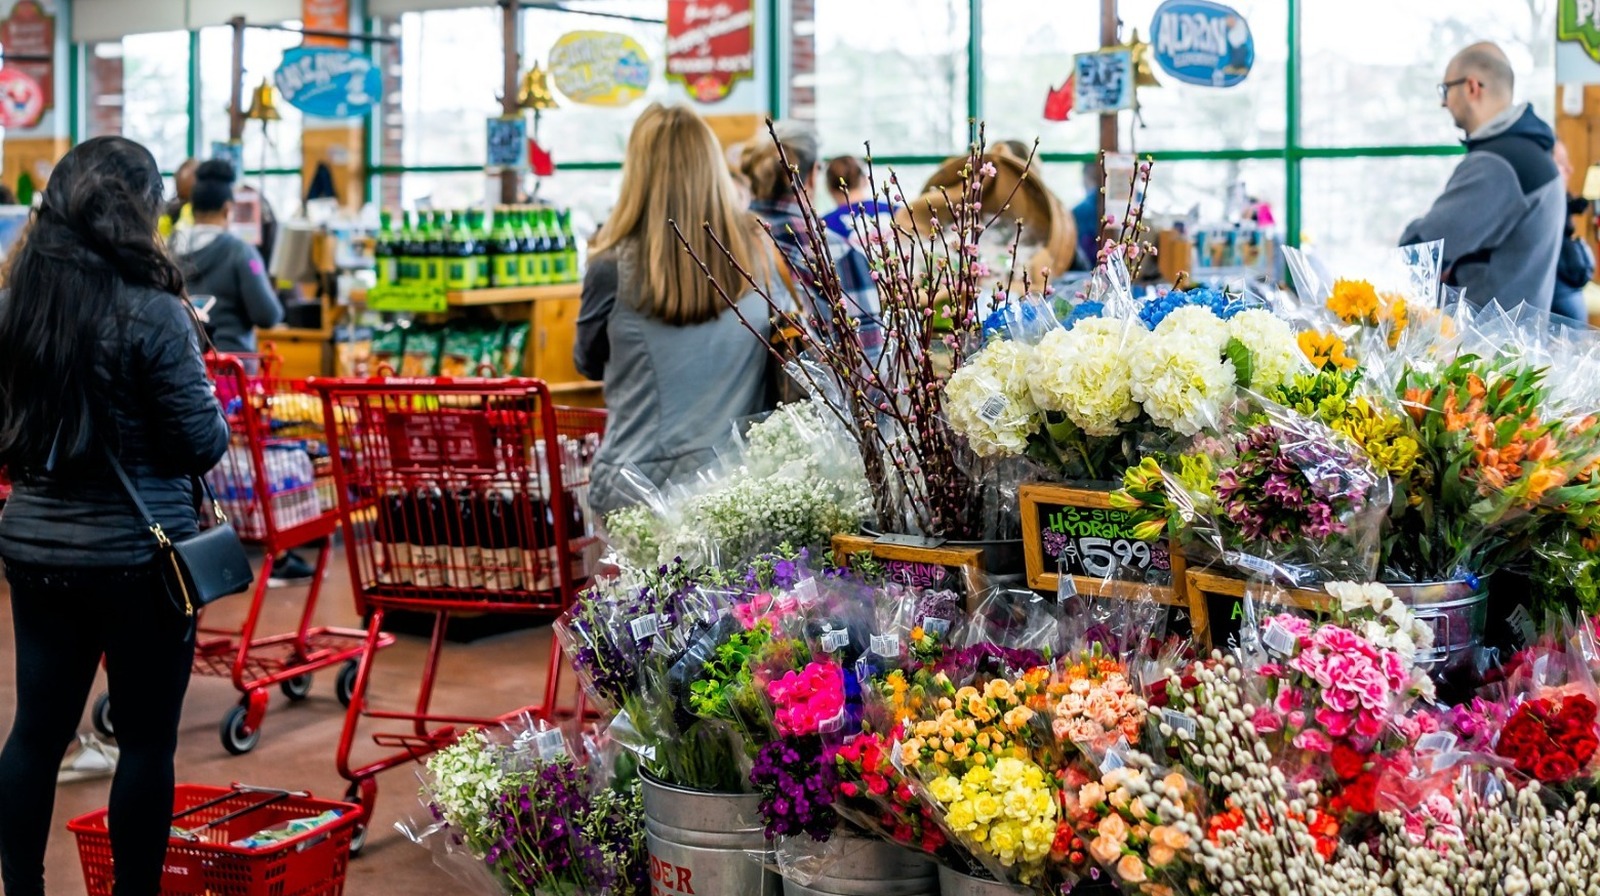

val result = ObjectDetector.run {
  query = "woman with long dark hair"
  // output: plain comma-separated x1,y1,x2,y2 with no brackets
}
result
0,137,228,896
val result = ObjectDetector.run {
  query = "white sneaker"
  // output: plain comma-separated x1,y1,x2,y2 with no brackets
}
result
58,733,119,783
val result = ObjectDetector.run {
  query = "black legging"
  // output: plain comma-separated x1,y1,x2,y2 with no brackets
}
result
0,561,194,896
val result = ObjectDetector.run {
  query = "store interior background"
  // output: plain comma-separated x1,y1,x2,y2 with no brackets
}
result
46,0,1587,282
1,0,1598,894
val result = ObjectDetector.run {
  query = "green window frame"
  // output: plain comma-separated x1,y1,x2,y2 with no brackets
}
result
71,0,1468,240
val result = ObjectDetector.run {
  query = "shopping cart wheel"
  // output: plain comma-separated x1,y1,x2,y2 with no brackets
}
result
345,780,373,856
219,705,261,755
91,692,114,739
279,674,313,702
335,660,360,709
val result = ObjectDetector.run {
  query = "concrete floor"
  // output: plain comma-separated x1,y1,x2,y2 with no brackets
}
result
0,544,561,896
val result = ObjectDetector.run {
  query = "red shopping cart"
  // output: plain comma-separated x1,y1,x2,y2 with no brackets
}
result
68,784,358,896
310,376,604,852
92,352,393,755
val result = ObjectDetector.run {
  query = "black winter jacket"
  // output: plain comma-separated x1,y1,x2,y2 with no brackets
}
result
0,284,230,567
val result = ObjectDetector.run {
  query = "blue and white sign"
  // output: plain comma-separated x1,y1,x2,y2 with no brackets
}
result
1150,0,1254,88
274,47,383,119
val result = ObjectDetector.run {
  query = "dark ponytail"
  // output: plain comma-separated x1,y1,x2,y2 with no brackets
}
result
0,136,190,470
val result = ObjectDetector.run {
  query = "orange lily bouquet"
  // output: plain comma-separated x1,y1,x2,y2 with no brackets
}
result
1395,354,1600,580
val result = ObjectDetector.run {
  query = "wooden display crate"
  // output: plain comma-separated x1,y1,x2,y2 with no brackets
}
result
1185,568,1332,654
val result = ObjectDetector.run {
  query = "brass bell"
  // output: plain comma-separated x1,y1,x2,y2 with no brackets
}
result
1125,29,1161,88
517,62,559,112
245,78,281,122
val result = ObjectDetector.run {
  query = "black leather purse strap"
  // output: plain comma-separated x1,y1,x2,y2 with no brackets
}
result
101,444,225,549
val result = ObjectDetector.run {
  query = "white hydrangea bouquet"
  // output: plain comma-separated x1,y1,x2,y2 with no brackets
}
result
602,401,871,569
944,282,1306,482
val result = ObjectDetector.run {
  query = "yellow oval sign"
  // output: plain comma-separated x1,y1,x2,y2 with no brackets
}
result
548,31,651,107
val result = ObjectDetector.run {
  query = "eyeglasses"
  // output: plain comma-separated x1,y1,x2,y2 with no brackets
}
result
1437,78,1473,102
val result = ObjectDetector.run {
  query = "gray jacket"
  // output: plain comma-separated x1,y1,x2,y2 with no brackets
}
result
575,239,773,518
1400,103,1564,313
172,225,283,353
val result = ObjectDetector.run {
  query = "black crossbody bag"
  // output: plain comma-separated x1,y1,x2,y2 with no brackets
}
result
103,447,254,616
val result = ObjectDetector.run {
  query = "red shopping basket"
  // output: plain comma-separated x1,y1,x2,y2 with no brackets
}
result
68,784,357,896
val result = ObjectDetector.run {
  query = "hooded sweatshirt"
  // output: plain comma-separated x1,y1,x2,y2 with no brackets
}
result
1400,103,1564,313
171,224,282,353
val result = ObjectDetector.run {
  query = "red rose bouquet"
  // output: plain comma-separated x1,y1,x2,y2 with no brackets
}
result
1494,690,1599,784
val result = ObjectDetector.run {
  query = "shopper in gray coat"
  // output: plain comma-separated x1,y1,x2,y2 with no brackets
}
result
1400,42,1564,313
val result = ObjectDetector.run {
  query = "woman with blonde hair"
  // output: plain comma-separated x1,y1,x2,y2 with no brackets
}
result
575,103,775,516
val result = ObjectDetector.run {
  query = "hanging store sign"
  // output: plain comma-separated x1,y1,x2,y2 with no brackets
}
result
1149,0,1254,88
549,30,651,107
1,0,54,121
1072,49,1135,114
1559,0,1600,64
302,0,350,48
0,66,44,128
273,46,382,119
666,0,754,104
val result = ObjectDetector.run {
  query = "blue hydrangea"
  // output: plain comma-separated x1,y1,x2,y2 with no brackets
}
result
1137,286,1248,329
980,306,1012,342
1062,301,1105,330
981,300,1048,343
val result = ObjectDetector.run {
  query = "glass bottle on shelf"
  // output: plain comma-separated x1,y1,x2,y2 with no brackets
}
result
446,211,479,292
375,210,398,285
558,209,580,283
516,207,541,288
490,207,521,288
471,209,492,290
397,211,419,285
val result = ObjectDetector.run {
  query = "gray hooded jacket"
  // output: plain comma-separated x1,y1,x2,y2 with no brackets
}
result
1400,103,1564,312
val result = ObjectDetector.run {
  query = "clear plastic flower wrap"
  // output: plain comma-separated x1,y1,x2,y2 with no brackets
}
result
959,584,1068,665
598,400,873,570
1167,399,1393,587
1058,750,1206,895
1395,350,1600,581
1490,617,1600,787
398,716,648,896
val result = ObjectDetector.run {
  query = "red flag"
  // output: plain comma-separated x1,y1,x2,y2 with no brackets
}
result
1044,75,1074,122
528,139,555,177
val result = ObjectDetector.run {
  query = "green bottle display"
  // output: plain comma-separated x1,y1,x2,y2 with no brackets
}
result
445,211,480,291
375,211,398,285
490,207,521,287
516,208,540,287
376,205,580,290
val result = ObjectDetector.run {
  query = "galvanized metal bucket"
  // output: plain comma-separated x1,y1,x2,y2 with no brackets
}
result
1390,578,1488,676
642,774,780,896
937,864,1032,896
780,832,937,895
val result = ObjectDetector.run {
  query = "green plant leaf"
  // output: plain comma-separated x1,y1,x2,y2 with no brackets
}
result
1224,337,1255,389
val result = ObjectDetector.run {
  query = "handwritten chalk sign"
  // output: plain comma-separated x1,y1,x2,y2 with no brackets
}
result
1185,569,1330,655
831,534,985,607
1073,49,1136,114
1019,483,1185,603
486,116,528,171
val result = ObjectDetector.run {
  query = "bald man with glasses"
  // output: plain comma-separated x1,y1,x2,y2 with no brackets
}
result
1401,42,1564,314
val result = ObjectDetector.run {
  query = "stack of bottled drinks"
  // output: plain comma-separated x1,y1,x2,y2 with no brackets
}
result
372,205,581,292
371,433,600,593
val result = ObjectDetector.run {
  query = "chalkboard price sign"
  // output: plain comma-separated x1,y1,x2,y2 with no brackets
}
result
1019,483,1185,603
831,534,985,607
1185,569,1330,655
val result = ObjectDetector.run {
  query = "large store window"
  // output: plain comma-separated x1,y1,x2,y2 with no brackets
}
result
398,7,503,167
85,31,191,172
1299,155,1463,273
813,0,970,158
198,22,305,174
1301,0,1556,148
978,3,1098,154
521,1,668,164
1115,0,1288,153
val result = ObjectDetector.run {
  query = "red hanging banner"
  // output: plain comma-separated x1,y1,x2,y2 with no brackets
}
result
666,0,755,104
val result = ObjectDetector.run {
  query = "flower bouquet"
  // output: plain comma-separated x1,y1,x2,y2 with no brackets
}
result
1395,353,1600,581
599,401,871,569
406,720,648,896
